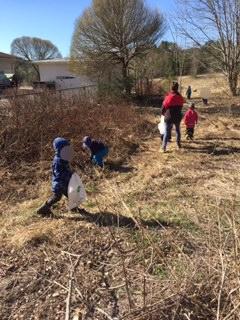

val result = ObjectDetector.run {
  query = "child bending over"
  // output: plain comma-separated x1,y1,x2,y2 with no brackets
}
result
82,136,108,168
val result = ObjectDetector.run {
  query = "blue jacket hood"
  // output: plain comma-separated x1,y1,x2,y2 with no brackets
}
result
53,137,70,156
82,136,92,148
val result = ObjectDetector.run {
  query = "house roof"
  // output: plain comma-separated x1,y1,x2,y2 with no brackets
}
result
0,52,22,60
33,58,69,65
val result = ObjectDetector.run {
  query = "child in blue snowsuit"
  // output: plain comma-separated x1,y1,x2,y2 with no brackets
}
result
82,136,108,168
37,137,73,217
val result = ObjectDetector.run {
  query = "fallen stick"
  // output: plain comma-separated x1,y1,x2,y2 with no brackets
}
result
96,307,114,320
65,256,82,320
65,275,73,320
61,250,83,258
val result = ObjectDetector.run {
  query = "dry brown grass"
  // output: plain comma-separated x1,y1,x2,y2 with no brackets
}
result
1,97,240,319
179,73,229,97
0,93,153,207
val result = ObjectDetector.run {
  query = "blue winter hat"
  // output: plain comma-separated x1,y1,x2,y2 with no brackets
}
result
82,136,92,148
53,137,70,153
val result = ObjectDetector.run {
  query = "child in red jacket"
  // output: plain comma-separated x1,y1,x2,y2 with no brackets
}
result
184,103,198,140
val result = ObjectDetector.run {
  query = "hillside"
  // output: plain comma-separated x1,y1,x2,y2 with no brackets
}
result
153,73,229,98
1,97,240,319
179,73,229,97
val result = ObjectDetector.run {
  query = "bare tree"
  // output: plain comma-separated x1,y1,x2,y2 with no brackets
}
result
71,0,166,95
176,0,240,96
11,37,62,80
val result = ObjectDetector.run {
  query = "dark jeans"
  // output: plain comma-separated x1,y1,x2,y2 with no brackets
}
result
186,127,194,139
160,129,172,142
163,121,181,150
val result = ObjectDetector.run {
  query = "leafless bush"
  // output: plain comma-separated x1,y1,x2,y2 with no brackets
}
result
0,92,152,166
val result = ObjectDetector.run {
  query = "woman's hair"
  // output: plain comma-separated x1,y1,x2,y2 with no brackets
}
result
172,82,179,92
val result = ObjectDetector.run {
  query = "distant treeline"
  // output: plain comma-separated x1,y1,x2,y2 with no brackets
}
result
138,40,220,80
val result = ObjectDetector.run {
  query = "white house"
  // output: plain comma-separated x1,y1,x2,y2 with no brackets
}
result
0,52,21,75
34,59,95,90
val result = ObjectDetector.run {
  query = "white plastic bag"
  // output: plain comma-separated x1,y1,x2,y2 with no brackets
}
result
158,115,166,135
68,173,87,210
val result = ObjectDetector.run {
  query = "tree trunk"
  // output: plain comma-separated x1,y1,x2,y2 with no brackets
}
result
122,63,131,95
32,63,40,81
228,72,238,96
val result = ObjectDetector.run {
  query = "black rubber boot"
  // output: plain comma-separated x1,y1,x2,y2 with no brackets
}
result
70,207,88,215
70,207,80,213
37,203,53,217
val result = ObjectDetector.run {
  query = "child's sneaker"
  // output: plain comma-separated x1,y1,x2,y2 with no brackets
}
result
70,207,88,216
37,204,52,217
160,148,167,153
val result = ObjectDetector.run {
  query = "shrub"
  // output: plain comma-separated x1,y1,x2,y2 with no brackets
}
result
0,92,152,167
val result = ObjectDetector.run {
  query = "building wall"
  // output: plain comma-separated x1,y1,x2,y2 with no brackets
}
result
0,59,15,74
38,63,94,89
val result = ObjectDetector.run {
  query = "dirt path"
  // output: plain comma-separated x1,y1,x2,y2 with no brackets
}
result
95,110,240,225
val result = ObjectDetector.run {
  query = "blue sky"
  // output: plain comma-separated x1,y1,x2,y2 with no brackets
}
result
0,0,175,57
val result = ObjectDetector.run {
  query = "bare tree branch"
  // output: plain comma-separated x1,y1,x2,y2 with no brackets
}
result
176,0,240,95
71,0,166,94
